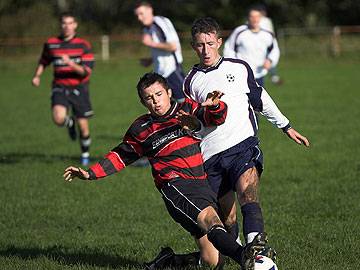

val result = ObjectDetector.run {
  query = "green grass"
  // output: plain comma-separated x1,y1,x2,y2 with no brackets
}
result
0,54,359,269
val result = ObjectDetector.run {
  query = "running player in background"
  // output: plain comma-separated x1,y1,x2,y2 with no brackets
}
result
223,6,280,87
63,72,267,270
31,12,94,165
134,1,185,103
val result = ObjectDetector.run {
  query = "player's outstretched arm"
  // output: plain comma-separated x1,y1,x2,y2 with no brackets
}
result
63,166,90,182
286,128,310,147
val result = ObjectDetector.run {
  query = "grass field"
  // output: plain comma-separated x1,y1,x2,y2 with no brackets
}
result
0,53,359,270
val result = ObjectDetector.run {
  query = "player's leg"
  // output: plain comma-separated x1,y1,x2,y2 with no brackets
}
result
69,86,94,165
51,87,77,140
236,166,264,244
77,117,91,165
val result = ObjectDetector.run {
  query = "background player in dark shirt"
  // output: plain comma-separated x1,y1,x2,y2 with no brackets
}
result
31,12,95,165
63,72,267,270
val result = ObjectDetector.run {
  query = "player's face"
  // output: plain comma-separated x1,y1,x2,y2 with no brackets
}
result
135,5,154,26
192,32,222,68
248,10,262,29
61,16,77,38
141,82,172,117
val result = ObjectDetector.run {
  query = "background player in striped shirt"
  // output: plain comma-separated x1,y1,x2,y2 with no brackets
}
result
63,72,267,270
134,1,185,103
31,12,95,165
182,17,310,264
223,6,280,87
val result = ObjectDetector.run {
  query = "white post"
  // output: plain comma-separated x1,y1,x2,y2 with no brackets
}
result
101,35,110,61
332,26,341,57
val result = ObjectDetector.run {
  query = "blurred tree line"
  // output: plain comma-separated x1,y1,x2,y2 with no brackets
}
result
0,0,359,38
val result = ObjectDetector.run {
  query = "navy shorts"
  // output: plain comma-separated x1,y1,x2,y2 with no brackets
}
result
51,84,94,118
204,136,264,199
161,178,218,239
166,65,185,100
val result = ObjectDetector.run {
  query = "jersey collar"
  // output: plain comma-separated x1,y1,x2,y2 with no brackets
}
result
193,57,224,73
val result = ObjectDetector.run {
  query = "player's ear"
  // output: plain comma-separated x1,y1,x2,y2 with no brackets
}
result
217,38,223,48
167,88,172,99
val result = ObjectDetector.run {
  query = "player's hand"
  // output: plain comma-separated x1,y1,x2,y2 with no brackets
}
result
31,76,41,87
263,59,272,70
61,54,72,65
286,128,310,147
176,110,201,131
142,34,155,47
201,91,224,107
139,58,153,67
63,166,90,182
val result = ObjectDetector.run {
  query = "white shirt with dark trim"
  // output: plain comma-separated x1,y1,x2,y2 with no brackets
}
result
144,16,183,77
183,57,289,162
223,25,280,79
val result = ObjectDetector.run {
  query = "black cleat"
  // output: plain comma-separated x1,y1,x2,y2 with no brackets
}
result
144,247,175,270
240,233,268,270
67,117,77,141
258,246,277,263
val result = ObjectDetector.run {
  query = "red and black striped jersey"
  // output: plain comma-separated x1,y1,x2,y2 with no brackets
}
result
87,98,227,189
39,35,94,87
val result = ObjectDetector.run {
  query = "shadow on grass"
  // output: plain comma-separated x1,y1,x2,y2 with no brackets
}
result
0,152,103,165
0,245,141,269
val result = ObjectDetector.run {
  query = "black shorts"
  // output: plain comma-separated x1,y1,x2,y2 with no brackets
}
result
51,84,94,118
204,136,264,199
166,65,185,100
160,178,218,239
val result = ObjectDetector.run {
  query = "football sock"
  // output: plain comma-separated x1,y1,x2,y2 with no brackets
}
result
225,222,239,240
207,225,243,264
63,115,74,128
241,202,264,243
80,134,91,154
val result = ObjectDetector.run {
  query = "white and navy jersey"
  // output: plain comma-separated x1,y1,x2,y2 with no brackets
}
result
223,25,280,79
183,57,289,162
144,16,183,77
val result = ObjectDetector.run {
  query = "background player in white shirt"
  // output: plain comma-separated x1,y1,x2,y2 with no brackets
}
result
182,17,309,265
223,7,280,87
134,1,185,102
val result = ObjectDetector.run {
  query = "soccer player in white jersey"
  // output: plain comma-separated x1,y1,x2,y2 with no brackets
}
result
223,6,280,87
181,17,310,266
134,1,185,103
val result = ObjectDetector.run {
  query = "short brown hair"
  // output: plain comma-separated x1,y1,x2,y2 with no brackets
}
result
191,17,221,40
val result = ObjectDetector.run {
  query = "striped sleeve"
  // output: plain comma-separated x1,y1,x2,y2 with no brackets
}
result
81,40,94,75
39,43,52,66
87,133,143,180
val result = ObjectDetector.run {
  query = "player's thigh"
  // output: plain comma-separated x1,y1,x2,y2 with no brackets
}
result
52,105,67,124
51,87,69,124
69,86,94,119
195,234,220,267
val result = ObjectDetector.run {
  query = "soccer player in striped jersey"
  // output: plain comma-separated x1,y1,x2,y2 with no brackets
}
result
134,1,185,103
31,12,94,165
63,72,268,270
223,7,280,87
182,17,310,264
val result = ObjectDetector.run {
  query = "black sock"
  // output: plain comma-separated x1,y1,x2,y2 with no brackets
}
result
225,222,240,242
241,202,264,242
63,115,74,128
207,225,243,264
80,134,91,154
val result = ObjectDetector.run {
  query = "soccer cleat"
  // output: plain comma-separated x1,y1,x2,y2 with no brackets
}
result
67,116,77,141
240,232,268,270
258,246,277,263
144,247,175,270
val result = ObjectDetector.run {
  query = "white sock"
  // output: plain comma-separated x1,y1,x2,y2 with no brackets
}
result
246,232,260,244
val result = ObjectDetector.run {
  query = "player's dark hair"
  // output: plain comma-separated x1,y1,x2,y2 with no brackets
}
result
137,72,170,101
248,4,266,14
134,1,152,10
191,17,221,40
59,12,76,22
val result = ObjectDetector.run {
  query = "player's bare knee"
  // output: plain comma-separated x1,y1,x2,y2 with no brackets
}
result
52,114,66,126
197,206,223,232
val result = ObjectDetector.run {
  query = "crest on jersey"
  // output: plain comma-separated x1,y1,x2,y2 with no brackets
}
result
226,74,235,82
